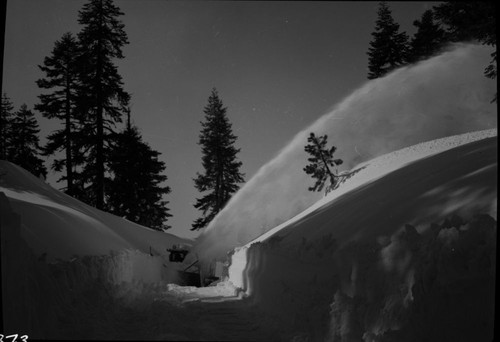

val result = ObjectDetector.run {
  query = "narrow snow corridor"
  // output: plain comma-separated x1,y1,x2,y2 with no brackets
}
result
184,294,283,341
1,129,496,341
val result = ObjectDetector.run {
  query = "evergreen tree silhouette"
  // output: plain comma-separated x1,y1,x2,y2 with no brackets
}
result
192,88,244,230
367,1,409,79
408,9,447,63
76,0,130,209
9,104,47,178
303,132,343,193
107,110,172,231
0,93,14,160
36,32,83,196
433,2,496,100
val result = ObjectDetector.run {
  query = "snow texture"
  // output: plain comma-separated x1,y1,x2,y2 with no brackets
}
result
1,128,496,340
227,129,497,341
0,160,192,262
194,43,497,264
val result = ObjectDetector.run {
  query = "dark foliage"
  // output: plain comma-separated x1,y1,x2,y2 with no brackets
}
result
303,132,343,193
107,116,172,231
8,104,47,178
35,32,84,196
367,1,409,79
0,93,15,160
192,88,245,230
433,2,496,101
407,9,447,63
76,0,130,209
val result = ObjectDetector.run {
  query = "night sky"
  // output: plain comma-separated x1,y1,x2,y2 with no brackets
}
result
3,1,438,239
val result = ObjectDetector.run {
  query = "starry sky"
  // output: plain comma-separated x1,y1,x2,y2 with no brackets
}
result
2,1,439,239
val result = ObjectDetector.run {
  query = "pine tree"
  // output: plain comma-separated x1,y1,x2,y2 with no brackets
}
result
192,88,245,230
433,2,496,43
76,0,130,209
9,104,47,178
35,32,83,196
0,93,15,160
303,132,343,193
433,2,496,99
408,9,447,63
107,113,172,230
367,1,409,79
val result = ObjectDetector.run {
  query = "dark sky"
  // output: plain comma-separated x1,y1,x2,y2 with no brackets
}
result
3,0,438,239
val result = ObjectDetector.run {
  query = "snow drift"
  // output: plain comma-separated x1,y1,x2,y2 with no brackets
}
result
1,195,201,339
227,129,497,341
0,160,191,261
0,160,196,337
194,43,497,263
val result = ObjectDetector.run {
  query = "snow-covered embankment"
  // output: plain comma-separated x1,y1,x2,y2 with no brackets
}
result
228,129,497,341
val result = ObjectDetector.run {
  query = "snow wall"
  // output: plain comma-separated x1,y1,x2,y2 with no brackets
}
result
194,43,497,263
228,135,497,341
0,192,183,339
243,214,496,341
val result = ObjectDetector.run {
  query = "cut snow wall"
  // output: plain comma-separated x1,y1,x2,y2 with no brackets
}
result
0,192,180,338
226,136,497,340
1,192,59,337
236,213,496,341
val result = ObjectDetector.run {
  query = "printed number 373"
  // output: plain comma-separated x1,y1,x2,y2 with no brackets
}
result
0,334,29,342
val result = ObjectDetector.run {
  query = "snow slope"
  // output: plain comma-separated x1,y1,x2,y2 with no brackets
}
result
228,129,497,341
0,160,191,261
1,129,496,340
193,44,497,264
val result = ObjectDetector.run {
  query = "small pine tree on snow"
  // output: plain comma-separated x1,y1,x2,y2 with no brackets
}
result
192,88,245,231
9,104,47,178
107,112,172,231
303,132,343,193
407,9,447,64
0,93,15,160
367,1,410,79
36,32,84,196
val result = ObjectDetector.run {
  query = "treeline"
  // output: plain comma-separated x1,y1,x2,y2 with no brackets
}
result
1,0,172,231
367,1,496,89
1,0,245,233
1,1,494,232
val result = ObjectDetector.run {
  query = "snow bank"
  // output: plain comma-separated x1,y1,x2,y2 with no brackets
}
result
194,43,497,264
0,160,199,338
228,131,497,341
0,160,191,261
0,192,192,338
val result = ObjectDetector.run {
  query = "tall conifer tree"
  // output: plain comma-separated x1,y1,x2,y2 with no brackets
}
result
192,88,244,230
36,32,83,196
0,93,14,160
408,9,446,63
367,1,409,79
433,2,496,100
77,0,130,209
9,104,47,178
107,111,172,231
